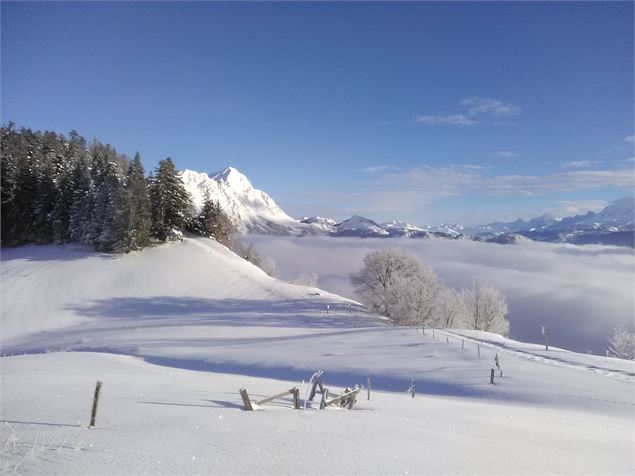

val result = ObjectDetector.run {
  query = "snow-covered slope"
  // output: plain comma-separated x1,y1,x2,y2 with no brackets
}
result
179,167,302,235
1,238,633,474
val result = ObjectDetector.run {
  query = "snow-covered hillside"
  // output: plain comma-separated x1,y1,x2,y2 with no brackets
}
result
179,167,303,235
1,238,633,474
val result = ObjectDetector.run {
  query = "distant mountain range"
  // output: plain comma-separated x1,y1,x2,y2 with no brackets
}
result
179,167,634,247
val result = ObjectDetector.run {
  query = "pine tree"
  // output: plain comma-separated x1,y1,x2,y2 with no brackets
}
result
91,153,130,252
69,157,94,244
126,152,152,249
193,198,237,247
149,157,192,242
52,131,86,243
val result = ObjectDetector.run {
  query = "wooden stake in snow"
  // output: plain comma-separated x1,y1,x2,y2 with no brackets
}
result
462,339,465,351
89,380,102,428
432,329,435,340
240,388,253,411
495,353,503,377
292,387,301,410
408,379,416,398
319,388,329,409
477,344,481,359
446,336,449,344
490,368,495,385
367,377,372,400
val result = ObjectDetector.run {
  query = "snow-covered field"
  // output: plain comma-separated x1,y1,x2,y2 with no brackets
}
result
1,237,634,474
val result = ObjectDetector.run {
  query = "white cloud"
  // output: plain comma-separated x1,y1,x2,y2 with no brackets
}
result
414,114,476,126
416,96,520,127
623,135,635,143
561,160,603,169
624,157,635,163
462,96,521,117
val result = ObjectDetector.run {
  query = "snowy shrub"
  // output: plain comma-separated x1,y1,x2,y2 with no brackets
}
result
608,325,635,360
293,272,319,287
464,279,509,336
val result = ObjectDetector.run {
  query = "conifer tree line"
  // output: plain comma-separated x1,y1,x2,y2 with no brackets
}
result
1,123,236,252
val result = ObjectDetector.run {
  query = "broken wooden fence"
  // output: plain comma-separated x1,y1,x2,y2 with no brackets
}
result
240,387,300,411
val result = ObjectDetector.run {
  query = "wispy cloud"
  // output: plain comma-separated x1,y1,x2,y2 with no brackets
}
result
561,160,603,169
287,165,634,222
416,96,521,127
623,135,635,144
483,169,635,196
462,96,521,117
414,114,476,126
624,157,635,163
492,150,518,159
362,165,401,174
546,199,609,217
379,165,635,198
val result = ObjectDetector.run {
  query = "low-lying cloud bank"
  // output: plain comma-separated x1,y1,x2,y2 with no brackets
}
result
246,236,635,354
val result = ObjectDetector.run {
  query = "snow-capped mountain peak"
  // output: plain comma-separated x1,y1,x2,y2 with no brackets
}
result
335,215,389,237
211,166,253,192
179,166,299,234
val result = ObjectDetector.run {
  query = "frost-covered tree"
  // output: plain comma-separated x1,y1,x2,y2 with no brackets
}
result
388,266,441,327
240,244,277,277
465,279,509,335
293,272,319,287
351,249,431,324
608,325,635,360
437,286,468,328
149,157,192,242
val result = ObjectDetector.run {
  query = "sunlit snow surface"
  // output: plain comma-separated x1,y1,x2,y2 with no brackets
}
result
1,237,633,474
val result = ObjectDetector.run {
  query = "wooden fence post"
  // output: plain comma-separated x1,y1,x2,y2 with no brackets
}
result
490,368,495,385
89,381,102,428
477,344,481,359
462,339,465,351
432,329,435,340
367,377,372,400
292,387,300,410
319,389,329,410
240,388,253,411
446,336,449,344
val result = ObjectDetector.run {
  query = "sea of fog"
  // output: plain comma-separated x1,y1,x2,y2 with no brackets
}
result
245,235,635,355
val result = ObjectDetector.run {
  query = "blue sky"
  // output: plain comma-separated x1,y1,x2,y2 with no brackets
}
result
2,2,633,224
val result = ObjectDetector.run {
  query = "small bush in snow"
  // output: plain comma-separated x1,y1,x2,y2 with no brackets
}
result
608,325,635,360
293,272,319,287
